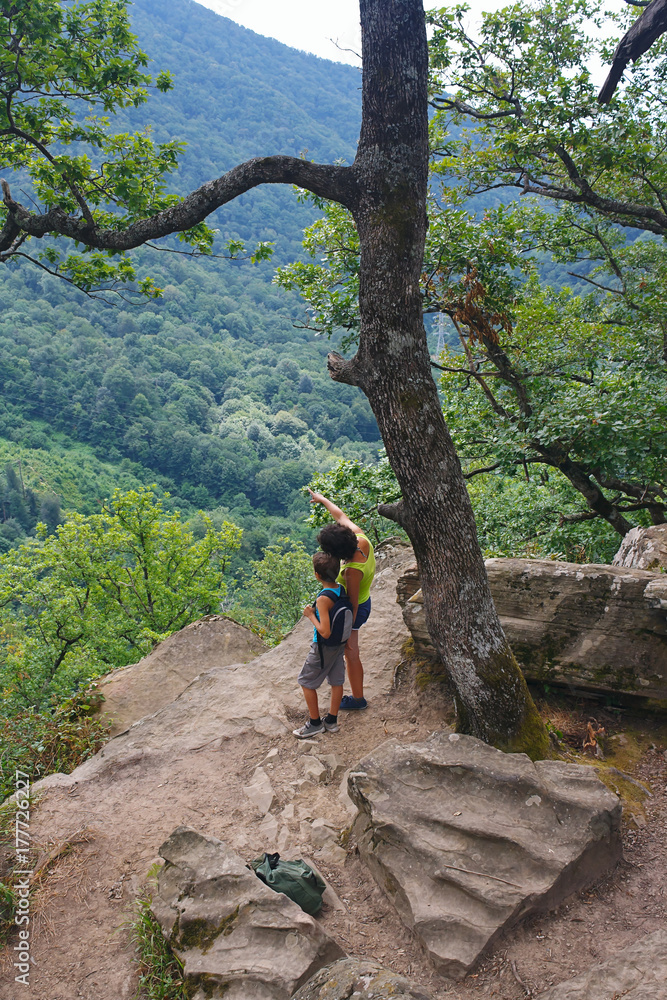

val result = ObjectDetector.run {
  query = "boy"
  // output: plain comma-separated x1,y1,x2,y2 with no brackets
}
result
293,551,352,739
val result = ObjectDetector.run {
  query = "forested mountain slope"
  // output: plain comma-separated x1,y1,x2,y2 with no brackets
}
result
0,0,377,552
123,0,363,258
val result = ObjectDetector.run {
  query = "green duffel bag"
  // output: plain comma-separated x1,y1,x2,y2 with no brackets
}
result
251,852,326,915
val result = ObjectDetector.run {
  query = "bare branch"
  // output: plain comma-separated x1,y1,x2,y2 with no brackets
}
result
5,252,143,304
463,461,503,479
329,37,361,60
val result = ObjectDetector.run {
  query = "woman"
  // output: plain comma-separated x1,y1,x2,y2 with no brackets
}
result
307,488,375,710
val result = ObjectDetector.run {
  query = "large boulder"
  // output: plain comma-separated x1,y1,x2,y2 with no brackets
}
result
152,827,344,1000
98,615,266,735
348,733,622,980
293,958,433,999
398,558,667,706
612,524,667,572
535,928,667,999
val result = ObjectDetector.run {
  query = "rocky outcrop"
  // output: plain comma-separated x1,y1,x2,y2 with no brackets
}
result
348,732,622,980
535,928,667,999
398,558,667,706
613,524,667,572
292,958,433,999
15,541,417,1000
152,827,344,1000
98,614,266,735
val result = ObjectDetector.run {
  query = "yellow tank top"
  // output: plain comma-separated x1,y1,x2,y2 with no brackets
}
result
336,533,375,604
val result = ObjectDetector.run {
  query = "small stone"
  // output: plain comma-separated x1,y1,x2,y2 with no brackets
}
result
295,779,317,794
242,766,276,815
292,957,434,999
314,843,347,866
302,757,327,784
320,753,346,781
338,771,357,819
310,818,339,849
257,813,279,843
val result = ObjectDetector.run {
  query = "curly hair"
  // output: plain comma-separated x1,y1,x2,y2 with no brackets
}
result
317,522,358,561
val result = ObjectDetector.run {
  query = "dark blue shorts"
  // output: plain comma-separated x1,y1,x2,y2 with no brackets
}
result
353,597,371,630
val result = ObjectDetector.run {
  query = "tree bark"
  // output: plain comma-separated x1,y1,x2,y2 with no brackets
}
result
329,0,547,756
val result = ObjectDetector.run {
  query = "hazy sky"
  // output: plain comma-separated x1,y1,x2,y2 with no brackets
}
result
195,0,505,66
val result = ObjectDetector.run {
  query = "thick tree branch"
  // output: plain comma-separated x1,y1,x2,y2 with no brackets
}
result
463,461,503,479
377,499,409,529
430,96,518,120
599,0,667,104
532,448,634,536
594,473,664,497
0,179,21,250
327,350,362,387
0,156,357,253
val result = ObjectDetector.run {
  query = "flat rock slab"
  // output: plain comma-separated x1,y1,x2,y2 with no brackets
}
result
398,557,667,705
535,928,667,999
348,733,622,979
98,614,266,735
152,827,344,1000
293,957,434,999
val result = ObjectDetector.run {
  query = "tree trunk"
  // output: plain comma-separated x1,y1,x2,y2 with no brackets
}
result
329,0,548,756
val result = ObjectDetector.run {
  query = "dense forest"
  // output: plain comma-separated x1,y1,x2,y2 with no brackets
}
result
0,0,384,559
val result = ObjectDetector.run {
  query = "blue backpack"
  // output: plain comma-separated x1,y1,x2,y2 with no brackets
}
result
315,586,354,648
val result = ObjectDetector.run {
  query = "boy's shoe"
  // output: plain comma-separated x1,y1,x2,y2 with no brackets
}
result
323,718,340,732
293,719,325,739
339,696,368,711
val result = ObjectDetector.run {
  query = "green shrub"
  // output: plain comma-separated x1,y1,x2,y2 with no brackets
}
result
231,537,315,645
131,890,187,1000
0,879,17,947
0,688,109,801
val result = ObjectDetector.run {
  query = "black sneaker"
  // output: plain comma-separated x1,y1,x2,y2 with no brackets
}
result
293,719,325,739
339,696,368,711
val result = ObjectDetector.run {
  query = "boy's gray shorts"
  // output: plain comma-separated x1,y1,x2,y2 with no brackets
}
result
298,642,346,689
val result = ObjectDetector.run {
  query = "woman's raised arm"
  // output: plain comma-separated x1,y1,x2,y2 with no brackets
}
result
307,488,362,534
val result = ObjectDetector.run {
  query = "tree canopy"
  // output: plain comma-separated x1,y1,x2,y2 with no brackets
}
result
0,486,240,713
428,0,667,242
282,186,667,540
